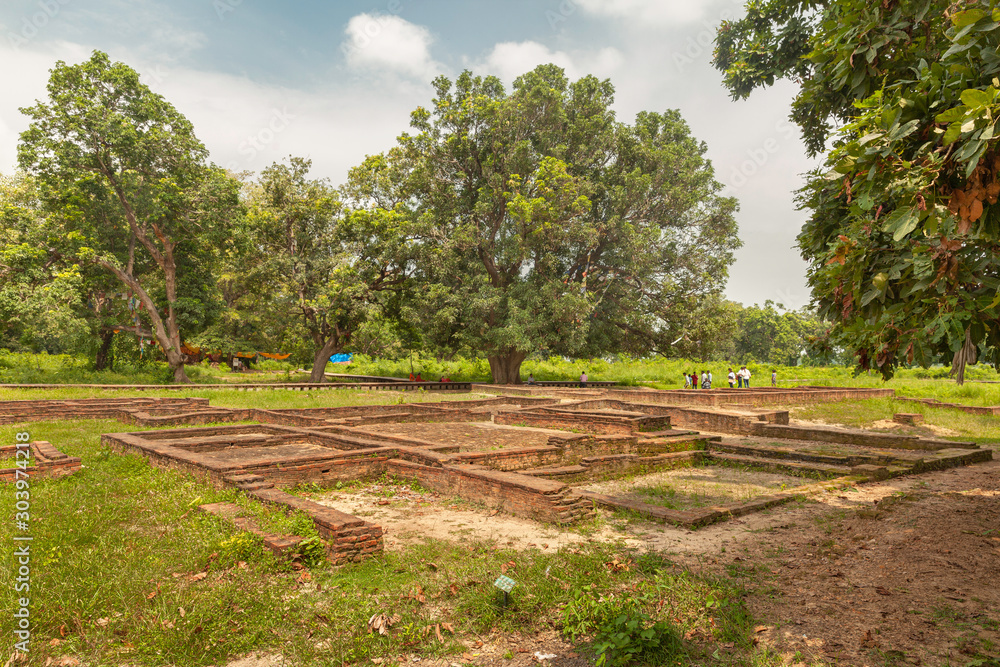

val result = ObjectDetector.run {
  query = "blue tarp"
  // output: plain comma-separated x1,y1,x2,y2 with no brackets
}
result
329,353,353,364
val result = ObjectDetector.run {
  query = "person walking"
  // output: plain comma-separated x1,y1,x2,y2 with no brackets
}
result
684,372,691,389
727,367,735,388
771,369,777,387
743,366,752,388
737,366,744,388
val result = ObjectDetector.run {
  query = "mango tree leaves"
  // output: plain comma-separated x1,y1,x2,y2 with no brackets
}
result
719,0,1000,380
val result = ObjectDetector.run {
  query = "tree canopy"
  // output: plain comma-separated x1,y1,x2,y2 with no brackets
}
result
716,0,1000,382
17,50,240,382
241,156,412,383
378,65,740,383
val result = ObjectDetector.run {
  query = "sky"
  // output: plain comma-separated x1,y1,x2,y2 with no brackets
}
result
0,0,820,310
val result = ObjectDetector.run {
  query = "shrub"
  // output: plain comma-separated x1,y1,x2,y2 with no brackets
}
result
562,585,683,666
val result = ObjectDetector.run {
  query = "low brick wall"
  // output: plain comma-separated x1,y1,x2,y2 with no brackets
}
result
566,399,675,417
237,450,393,488
634,406,761,434
449,445,565,471
386,459,593,524
0,381,471,392
0,441,82,482
607,386,894,408
248,488,383,565
118,408,254,427
0,397,210,425
493,410,668,435
579,451,700,476
576,476,856,528
750,422,978,450
896,396,1000,416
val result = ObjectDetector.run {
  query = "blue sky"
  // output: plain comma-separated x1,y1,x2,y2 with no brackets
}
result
0,0,819,309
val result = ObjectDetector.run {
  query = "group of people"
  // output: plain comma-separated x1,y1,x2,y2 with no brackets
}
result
685,366,776,389
685,369,714,389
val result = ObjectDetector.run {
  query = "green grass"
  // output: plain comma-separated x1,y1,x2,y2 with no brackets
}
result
793,396,1000,443
0,386,487,408
0,401,785,666
6,348,1000,391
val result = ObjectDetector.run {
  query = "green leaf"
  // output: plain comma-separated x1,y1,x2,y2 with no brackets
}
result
883,207,921,241
935,106,967,123
952,8,986,27
960,88,992,109
942,122,963,145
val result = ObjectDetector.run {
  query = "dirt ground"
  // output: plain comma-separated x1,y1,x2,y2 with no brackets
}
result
717,459,1000,667
581,466,807,510
356,422,564,451
308,447,1000,666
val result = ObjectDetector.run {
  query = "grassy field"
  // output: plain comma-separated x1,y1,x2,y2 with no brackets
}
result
7,348,1000,390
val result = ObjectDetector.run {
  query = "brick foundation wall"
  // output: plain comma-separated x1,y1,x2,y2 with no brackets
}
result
0,441,82,482
750,422,978,450
248,488,383,565
386,459,593,524
579,451,700,477
493,410,668,435
896,396,1000,416
0,397,210,424
606,387,894,408
237,451,393,488
449,445,565,471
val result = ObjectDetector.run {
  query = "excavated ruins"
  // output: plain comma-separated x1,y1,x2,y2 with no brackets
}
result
0,385,992,566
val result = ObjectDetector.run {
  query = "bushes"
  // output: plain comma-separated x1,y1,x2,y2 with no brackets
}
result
562,584,683,666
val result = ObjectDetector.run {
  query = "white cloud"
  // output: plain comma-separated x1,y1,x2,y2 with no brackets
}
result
574,0,708,25
0,40,428,186
475,41,623,84
343,13,441,80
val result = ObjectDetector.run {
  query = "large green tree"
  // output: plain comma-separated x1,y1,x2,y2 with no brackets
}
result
382,65,740,383
247,157,411,383
734,301,824,365
18,51,240,382
716,0,1000,382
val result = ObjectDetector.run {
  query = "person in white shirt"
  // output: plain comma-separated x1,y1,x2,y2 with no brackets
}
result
743,366,752,387
727,368,736,388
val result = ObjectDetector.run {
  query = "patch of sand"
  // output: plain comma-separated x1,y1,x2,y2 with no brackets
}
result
310,481,639,551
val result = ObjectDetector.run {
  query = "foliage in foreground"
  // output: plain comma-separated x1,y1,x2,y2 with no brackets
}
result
716,0,1000,382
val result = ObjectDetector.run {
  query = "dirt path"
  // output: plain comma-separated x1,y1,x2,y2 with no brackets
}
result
308,453,1000,666
663,458,1000,666
732,460,1000,666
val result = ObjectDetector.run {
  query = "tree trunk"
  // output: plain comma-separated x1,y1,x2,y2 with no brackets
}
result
487,350,527,384
310,337,343,384
95,329,114,371
951,327,977,386
172,362,190,383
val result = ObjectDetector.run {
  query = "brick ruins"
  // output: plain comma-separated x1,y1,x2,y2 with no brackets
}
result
1,386,993,565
